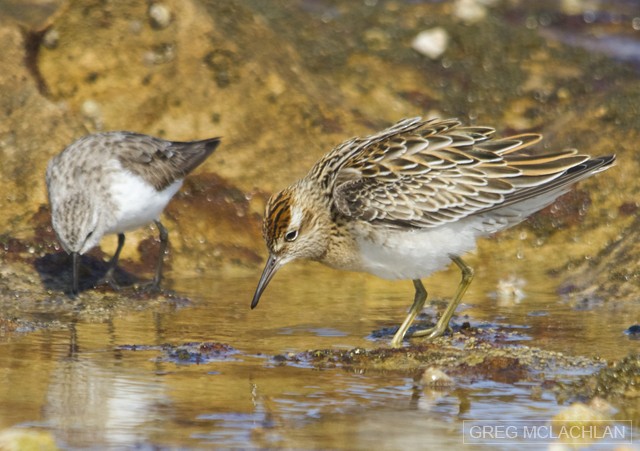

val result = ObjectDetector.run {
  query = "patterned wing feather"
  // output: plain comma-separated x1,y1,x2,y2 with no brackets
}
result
328,118,614,228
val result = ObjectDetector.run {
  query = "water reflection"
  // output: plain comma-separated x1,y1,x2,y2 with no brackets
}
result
33,323,161,448
44,359,167,448
1,262,638,448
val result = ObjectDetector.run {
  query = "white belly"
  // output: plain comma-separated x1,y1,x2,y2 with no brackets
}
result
106,170,182,234
353,219,483,280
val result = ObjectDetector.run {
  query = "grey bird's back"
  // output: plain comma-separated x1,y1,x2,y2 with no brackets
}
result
47,131,220,191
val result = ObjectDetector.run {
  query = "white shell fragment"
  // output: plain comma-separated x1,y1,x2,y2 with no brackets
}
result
454,0,488,24
420,367,454,387
149,3,171,29
411,27,449,59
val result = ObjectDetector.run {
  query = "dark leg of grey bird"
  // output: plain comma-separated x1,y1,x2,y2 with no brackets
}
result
98,233,126,290
72,251,80,295
391,279,428,347
150,220,168,289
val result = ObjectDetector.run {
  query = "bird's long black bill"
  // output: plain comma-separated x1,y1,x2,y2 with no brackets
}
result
251,254,281,309
72,251,80,295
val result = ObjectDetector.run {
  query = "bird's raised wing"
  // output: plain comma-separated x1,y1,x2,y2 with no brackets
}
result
328,118,593,228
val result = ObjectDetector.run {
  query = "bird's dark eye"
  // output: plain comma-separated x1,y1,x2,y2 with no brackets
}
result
284,230,298,242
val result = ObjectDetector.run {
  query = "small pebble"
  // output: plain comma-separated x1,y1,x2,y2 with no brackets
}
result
552,402,614,440
143,43,176,65
624,324,640,338
80,100,103,130
496,275,526,304
420,367,454,387
42,28,59,49
149,3,171,29
454,0,487,24
81,100,101,117
411,27,449,60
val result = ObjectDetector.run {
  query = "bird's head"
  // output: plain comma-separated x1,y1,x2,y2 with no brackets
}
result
50,192,104,256
251,185,329,309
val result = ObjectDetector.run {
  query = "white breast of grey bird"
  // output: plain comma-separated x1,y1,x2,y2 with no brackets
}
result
105,160,183,235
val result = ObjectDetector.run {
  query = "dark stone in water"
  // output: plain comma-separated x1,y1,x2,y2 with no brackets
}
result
624,324,640,338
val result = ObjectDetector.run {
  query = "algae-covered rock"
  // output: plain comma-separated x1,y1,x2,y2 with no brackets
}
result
280,327,598,383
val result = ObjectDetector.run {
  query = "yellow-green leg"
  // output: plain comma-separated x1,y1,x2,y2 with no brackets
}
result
391,255,474,347
390,279,427,348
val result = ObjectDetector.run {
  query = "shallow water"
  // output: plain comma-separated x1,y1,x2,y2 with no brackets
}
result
1,258,638,449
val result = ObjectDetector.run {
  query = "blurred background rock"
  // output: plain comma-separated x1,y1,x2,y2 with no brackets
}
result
0,0,637,300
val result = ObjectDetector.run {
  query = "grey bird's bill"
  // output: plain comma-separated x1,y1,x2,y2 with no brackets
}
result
251,254,281,309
